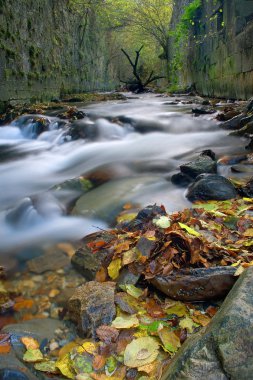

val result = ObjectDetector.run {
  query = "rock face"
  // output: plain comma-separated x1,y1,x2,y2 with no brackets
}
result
0,0,118,106
68,281,116,339
168,0,253,99
186,174,237,202
162,267,253,380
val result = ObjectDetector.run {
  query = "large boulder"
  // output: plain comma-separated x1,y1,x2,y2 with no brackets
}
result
162,267,253,380
68,281,116,339
186,174,237,202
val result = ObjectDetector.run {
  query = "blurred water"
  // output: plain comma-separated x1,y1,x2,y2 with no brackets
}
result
0,94,247,253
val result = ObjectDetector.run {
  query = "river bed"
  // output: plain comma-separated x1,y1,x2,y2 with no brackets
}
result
0,93,248,263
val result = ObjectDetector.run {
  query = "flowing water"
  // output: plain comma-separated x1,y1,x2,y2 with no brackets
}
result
0,94,247,260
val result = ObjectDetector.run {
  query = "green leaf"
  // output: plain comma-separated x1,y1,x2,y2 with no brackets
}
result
34,361,58,373
23,348,44,363
125,284,143,299
178,222,201,237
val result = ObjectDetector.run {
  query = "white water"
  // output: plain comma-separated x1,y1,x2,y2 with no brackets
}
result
0,94,247,253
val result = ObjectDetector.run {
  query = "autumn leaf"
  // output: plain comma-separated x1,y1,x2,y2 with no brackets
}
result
55,353,75,379
153,216,171,229
192,311,211,326
178,223,201,237
108,259,122,280
165,301,188,317
34,361,58,374
122,248,137,266
92,354,106,370
123,284,143,299
23,348,44,363
111,314,139,329
21,336,40,350
124,337,159,368
179,316,197,333
158,328,181,353
96,325,119,343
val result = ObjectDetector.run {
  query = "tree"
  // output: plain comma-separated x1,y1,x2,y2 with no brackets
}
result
120,45,165,92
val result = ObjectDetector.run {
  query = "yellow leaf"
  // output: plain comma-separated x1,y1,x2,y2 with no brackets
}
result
165,301,188,317
20,336,40,350
158,329,181,353
178,223,201,237
112,314,139,329
179,316,196,333
231,260,241,267
122,249,137,266
55,353,75,379
58,341,77,358
234,265,245,276
108,259,122,280
124,337,159,368
81,341,97,354
243,228,253,237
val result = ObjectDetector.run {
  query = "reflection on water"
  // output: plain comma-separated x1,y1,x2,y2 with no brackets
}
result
0,94,247,253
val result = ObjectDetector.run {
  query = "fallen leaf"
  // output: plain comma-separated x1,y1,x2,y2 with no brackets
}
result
153,216,171,229
92,354,106,370
124,337,159,368
158,328,181,353
105,355,118,375
112,315,139,329
124,284,143,299
192,312,211,327
179,316,196,333
56,353,75,379
58,342,77,358
178,223,201,237
165,301,188,317
21,336,40,350
23,348,44,363
108,259,122,280
81,341,97,354
96,325,119,343
14,299,34,311
72,354,93,374
122,249,137,266
95,267,107,282
34,360,58,373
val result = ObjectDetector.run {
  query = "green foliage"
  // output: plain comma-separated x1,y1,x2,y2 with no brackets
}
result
169,0,201,85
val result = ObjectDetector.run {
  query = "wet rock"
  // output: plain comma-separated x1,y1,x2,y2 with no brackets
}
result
68,281,116,338
66,119,95,140
150,266,237,302
231,164,253,174
116,268,140,288
186,174,237,202
57,107,86,120
1,319,66,380
161,267,253,380
239,177,253,197
27,250,70,273
71,232,112,280
220,113,247,130
180,154,217,179
230,120,253,136
202,100,210,106
171,172,192,187
192,107,215,114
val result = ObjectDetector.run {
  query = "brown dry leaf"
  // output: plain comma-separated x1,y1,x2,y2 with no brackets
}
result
158,328,181,353
114,241,131,254
192,312,211,327
145,299,165,318
95,267,107,282
86,240,107,250
206,306,218,317
92,354,106,370
58,342,78,358
96,325,119,343
21,336,40,350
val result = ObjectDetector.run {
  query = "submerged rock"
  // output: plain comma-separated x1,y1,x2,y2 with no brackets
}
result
150,266,237,302
161,267,253,380
68,281,116,339
192,107,215,114
180,153,217,179
186,174,237,202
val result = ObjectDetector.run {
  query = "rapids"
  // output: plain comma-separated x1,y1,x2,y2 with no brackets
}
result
0,94,247,255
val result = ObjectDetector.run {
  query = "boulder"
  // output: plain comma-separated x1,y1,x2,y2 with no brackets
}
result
68,281,116,339
162,267,253,380
150,266,237,302
180,155,217,179
186,174,237,202
171,172,192,187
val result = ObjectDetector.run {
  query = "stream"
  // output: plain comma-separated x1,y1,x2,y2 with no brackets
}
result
0,93,247,262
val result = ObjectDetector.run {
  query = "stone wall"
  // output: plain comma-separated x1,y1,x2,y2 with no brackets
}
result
0,0,119,106
169,0,253,99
